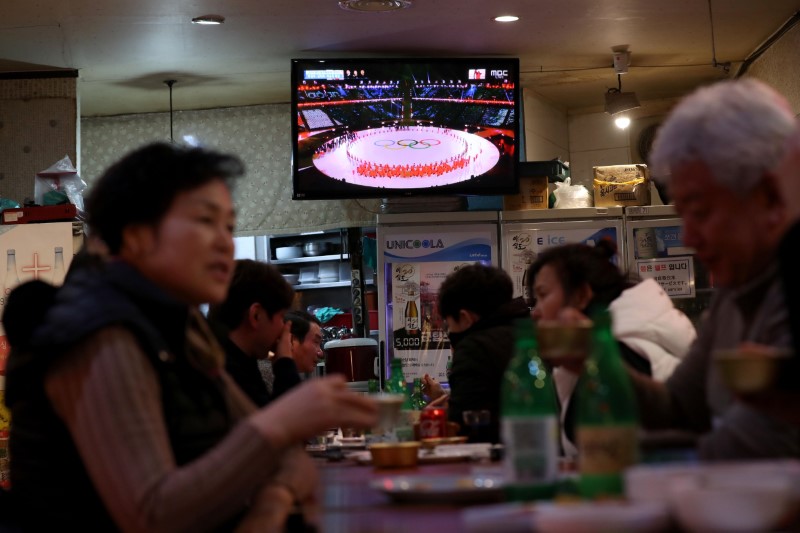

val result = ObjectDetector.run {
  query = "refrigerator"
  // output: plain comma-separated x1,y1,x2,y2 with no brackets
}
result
623,205,713,327
376,211,500,389
1,221,80,370
0,220,79,488
500,207,626,301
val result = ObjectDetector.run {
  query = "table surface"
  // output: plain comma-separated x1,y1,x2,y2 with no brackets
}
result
315,457,485,533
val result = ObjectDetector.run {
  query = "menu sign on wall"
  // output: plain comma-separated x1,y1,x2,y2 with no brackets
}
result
635,256,695,298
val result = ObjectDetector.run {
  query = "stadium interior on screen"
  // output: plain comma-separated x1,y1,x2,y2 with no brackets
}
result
291,58,520,200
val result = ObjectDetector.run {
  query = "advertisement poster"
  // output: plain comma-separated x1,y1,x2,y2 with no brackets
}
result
382,225,496,383
635,257,695,298
0,222,75,372
505,226,620,300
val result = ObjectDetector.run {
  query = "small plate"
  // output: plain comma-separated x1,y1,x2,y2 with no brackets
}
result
339,437,365,444
370,474,505,503
420,436,468,449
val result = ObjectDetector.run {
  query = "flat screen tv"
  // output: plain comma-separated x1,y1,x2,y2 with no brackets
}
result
290,57,520,200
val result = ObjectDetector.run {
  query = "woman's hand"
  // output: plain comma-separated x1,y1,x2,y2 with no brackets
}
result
236,447,320,533
422,374,444,401
250,374,379,448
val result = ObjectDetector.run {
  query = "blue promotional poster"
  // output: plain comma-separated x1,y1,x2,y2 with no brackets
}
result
381,224,497,384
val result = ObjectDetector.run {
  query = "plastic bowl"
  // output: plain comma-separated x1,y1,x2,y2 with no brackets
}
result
713,347,791,394
281,273,300,285
275,246,303,260
669,468,797,533
368,442,421,469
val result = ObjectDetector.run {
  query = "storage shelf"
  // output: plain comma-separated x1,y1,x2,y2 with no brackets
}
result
292,281,351,290
272,253,349,265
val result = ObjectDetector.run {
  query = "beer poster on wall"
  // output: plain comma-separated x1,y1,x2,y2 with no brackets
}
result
0,222,75,373
504,225,620,301
381,224,497,384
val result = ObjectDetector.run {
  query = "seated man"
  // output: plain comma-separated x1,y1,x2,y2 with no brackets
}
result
424,263,529,443
207,259,294,406
629,78,800,459
271,310,324,399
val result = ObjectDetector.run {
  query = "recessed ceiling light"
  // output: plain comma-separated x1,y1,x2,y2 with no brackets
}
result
191,14,225,25
494,15,519,22
338,0,412,12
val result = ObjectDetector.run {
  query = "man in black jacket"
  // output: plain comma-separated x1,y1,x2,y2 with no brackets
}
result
207,259,295,406
426,263,529,443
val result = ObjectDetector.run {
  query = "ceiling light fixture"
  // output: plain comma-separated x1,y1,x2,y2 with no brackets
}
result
338,0,412,12
494,15,519,22
191,14,225,25
605,46,640,129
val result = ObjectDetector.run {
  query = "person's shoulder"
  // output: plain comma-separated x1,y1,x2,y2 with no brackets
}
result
3,280,59,349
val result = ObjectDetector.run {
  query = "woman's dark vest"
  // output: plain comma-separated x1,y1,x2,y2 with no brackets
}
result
5,263,234,531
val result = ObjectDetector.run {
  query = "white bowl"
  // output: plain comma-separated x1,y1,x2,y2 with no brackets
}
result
282,273,300,285
668,468,797,532
534,500,670,533
276,246,303,260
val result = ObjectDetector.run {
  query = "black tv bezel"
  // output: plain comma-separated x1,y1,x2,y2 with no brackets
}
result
290,57,521,201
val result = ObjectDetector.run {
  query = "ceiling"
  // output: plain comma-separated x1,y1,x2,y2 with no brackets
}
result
1,0,799,117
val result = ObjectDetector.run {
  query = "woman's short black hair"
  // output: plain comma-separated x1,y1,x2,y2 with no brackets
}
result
85,142,245,254
526,239,631,313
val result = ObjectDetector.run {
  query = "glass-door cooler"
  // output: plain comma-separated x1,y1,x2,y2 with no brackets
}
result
500,207,626,303
623,205,714,327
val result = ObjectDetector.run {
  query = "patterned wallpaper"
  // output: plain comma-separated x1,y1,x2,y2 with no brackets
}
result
80,105,380,236
0,77,77,207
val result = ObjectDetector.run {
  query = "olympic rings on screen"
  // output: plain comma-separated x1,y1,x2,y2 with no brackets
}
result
373,139,442,149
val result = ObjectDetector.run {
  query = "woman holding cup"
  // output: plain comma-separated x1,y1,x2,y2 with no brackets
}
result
526,239,696,456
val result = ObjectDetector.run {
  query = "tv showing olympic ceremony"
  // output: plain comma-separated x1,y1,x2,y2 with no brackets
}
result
290,57,520,200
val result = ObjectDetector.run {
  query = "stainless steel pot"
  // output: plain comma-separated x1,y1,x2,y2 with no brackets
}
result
303,241,333,256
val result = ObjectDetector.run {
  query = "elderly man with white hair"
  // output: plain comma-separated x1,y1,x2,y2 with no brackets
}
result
628,78,800,459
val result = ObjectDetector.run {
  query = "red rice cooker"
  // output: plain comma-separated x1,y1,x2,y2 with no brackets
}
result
324,338,378,382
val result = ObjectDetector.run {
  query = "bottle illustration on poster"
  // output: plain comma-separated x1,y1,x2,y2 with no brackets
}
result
2,249,20,305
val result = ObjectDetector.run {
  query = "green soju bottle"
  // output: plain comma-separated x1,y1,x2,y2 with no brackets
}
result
575,310,640,499
386,357,412,409
501,318,560,501
386,357,414,441
411,378,427,410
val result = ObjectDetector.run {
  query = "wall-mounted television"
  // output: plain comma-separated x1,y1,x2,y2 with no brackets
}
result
290,57,520,200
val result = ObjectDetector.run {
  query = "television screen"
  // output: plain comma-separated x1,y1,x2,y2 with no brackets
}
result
290,57,520,200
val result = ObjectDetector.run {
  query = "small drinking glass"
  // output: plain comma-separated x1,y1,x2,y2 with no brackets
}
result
462,409,491,443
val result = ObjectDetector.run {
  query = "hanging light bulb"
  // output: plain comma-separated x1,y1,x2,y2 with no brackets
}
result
614,115,632,129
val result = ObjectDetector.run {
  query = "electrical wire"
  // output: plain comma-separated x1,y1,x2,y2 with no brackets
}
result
737,10,800,78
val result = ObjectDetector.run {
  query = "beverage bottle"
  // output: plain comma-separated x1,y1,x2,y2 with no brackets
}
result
575,310,639,499
367,378,380,394
51,246,66,285
385,357,414,441
386,357,412,406
2,249,20,307
501,318,559,501
411,377,426,410
404,289,419,335
520,256,533,306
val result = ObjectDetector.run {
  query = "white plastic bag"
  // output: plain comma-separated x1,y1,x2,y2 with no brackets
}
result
34,155,87,210
552,177,593,208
